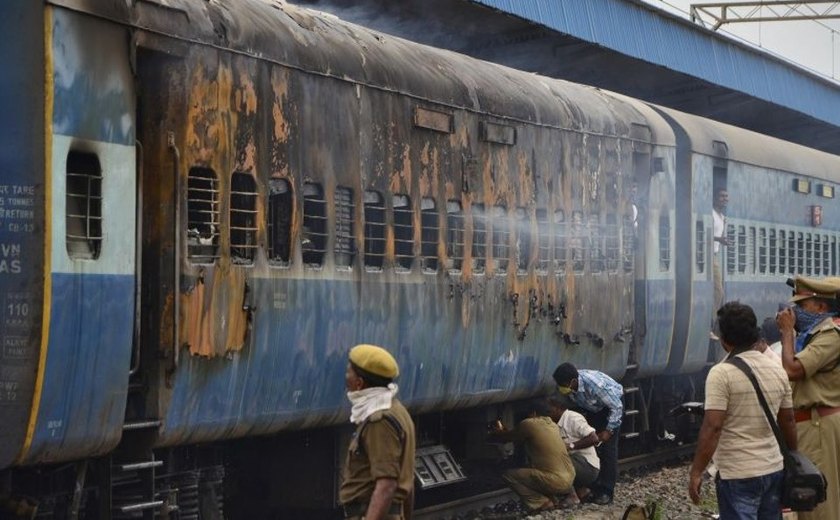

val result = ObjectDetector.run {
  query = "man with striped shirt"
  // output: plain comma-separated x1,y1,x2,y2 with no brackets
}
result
552,363,623,505
688,302,796,519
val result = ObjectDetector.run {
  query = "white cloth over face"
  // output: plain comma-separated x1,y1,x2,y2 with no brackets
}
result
347,383,399,424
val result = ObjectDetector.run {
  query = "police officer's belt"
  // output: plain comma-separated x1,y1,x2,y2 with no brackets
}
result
793,405,840,423
343,501,402,518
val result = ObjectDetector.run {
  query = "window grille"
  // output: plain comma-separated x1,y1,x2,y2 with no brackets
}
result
302,183,327,267
758,228,767,275
832,236,838,275
186,167,220,263
695,219,705,274
737,226,747,274
779,230,787,275
747,226,756,275
797,232,805,275
726,224,737,275
622,214,634,273
659,213,671,272
822,235,830,276
267,178,292,266
230,172,258,265
536,209,550,273
66,151,103,260
364,191,386,269
393,194,413,270
472,204,486,273
554,210,567,273
571,211,585,273
446,201,465,271
334,186,355,267
811,234,820,275
491,205,509,274
591,213,604,273
420,198,439,271
768,229,777,275
516,208,530,272
605,214,620,272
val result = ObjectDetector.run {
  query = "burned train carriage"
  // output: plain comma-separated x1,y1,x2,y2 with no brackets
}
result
3,0,840,517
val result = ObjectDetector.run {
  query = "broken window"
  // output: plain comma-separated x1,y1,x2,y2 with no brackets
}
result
571,211,585,273
66,151,103,260
492,205,509,274
622,214,635,273
605,213,619,272
515,208,530,272
364,191,386,269
554,210,566,273
334,186,355,268
393,194,413,270
186,166,220,263
267,178,292,266
302,183,327,267
230,172,258,265
472,204,486,273
590,213,604,273
421,198,439,272
536,208,550,273
446,201,465,271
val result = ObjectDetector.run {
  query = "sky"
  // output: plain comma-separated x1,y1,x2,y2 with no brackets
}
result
640,0,840,82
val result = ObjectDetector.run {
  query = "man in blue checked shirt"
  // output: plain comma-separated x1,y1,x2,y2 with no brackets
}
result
552,362,623,506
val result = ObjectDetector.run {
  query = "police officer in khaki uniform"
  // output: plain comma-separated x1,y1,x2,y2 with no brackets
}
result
776,276,840,520
340,344,416,520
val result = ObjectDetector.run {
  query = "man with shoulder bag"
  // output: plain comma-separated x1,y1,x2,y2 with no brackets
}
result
777,276,840,519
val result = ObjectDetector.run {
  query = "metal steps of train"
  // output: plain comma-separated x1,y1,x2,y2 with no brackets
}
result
111,456,166,519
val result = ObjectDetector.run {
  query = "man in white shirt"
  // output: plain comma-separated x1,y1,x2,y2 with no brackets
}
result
712,188,731,314
548,397,600,507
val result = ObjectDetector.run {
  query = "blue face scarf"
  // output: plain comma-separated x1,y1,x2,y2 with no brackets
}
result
793,306,836,352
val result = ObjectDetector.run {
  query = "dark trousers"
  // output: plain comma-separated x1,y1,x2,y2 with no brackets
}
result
586,407,619,498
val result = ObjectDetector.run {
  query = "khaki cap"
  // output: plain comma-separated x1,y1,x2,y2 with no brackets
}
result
789,276,840,302
349,344,399,379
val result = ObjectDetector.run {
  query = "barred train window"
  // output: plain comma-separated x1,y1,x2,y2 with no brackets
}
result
472,204,486,273
779,230,787,275
737,226,747,274
768,229,777,275
446,201,465,271
302,183,327,267
363,191,386,269
230,172,258,265
726,224,736,275
658,213,670,272
420,198,438,271
536,209,550,273
747,226,756,275
797,232,805,274
824,235,832,275
590,213,604,273
832,236,838,275
605,214,619,272
516,208,530,272
492,206,509,274
334,186,355,267
758,228,767,274
695,219,705,274
393,194,413,270
554,210,566,274
267,179,292,266
66,151,103,260
622,214,634,273
186,167,220,263
571,211,585,273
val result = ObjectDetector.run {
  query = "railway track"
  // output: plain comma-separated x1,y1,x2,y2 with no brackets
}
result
414,443,698,519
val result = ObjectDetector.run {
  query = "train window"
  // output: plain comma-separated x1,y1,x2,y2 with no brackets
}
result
446,201,465,271
554,210,567,273
726,224,736,275
393,194,413,270
363,191,386,269
590,213,604,273
302,183,327,267
658,213,670,272
420,198,439,272
747,226,756,275
622,214,634,273
796,232,805,274
695,219,705,274
334,186,355,268
736,226,747,274
515,208,531,272
811,234,819,275
758,228,767,274
230,172,258,265
605,214,619,272
186,166,220,263
768,229,777,275
778,230,787,275
571,211,585,273
823,235,831,275
66,151,103,260
491,206,509,274
472,204,486,273
787,231,796,275
267,178,292,266
536,209,550,273
832,236,838,275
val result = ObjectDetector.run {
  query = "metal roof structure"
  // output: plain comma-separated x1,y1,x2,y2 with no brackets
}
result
290,0,840,155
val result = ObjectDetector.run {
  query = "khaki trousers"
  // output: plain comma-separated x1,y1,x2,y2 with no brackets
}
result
503,468,573,511
796,413,840,520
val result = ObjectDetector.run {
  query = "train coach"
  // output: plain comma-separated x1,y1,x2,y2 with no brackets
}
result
3,0,840,517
